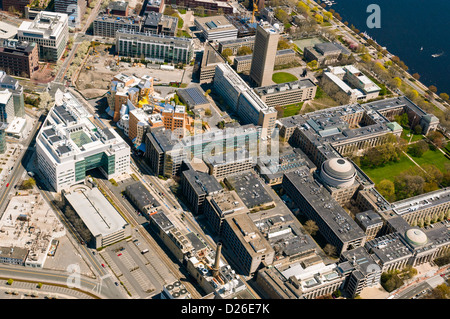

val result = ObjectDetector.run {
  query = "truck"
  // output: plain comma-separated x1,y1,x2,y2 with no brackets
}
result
141,249,149,254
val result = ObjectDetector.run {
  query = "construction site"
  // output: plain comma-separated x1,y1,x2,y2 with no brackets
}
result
76,43,186,99
0,194,65,268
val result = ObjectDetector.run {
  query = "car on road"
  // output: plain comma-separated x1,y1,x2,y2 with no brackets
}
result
115,282,119,286
6,183,9,187
101,264,105,268
117,253,122,256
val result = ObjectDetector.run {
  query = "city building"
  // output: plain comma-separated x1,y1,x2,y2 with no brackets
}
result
233,49,296,73
0,71,25,120
0,246,29,266
125,182,161,215
161,281,192,299
93,12,142,38
282,168,367,255
194,15,238,42
4,117,26,139
213,63,277,138
36,90,131,192
224,171,275,211
177,87,211,110
142,12,177,36
0,122,7,154
116,30,194,64
0,40,39,78
321,65,381,104
175,0,233,15
105,0,129,16
221,212,275,276
218,36,255,55
180,167,223,214
355,210,384,241
225,15,257,38
144,0,165,14
254,78,317,108
198,41,226,84
54,0,86,28
204,150,256,179
17,11,69,62
63,184,132,249
0,89,13,124
249,22,280,87
303,42,350,67
161,104,192,138
1,0,32,14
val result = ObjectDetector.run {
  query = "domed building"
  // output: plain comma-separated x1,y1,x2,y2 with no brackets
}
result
404,228,428,247
320,157,357,188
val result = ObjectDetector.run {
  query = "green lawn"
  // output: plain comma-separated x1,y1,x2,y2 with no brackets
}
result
282,102,304,117
272,72,298,84
401,128,424,143
409,149,450,173
362,155,417,184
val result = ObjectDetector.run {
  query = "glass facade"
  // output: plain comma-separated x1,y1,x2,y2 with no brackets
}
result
75,152,116,181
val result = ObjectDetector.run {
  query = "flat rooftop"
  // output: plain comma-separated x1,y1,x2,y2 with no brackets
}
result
225,171,274,209
64,187,128,237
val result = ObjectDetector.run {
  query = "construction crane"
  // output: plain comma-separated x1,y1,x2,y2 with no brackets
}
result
251,0,259,23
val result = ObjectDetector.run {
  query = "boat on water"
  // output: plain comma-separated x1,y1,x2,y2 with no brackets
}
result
420,47,423,51
432,51,444,58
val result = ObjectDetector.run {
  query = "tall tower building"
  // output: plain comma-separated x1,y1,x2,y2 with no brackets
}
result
0,122,7,154
249,22,279,87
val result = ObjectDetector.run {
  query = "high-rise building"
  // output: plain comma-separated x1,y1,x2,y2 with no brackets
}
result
249,22,279,87
18,11,69,62
0,71,25,119
0,90,14,124
0,122,7,154
54,0,87,28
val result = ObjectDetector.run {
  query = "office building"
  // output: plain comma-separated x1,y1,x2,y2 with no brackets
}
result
144,0,165,14
0,122,6,154
142,11,178,36
194,15,238,42
36,90,131,192
321,65,381,104
116,30,194,64
1,0,32,14
180,168,223,214
93,12,142,38
221,212,275,276
0,40,39,78
177,86,210,110
213,63,277,137
0,71,25,119
105,0,129,16
303,42,349,67
161,104,192,138
355,210,384,241
18,11,69,62
282,168,366,255
218,36,255,55
125,182,160,214
249,22,280,87
0,90,13,124
204,151,255,179
177,0,233,15
233,49,296,73
199,41,225,84
63,185,131,249
255,78,317,108
54,0,87,28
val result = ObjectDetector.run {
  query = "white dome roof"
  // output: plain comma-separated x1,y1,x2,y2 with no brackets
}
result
405,228,428,246
320,158,356,188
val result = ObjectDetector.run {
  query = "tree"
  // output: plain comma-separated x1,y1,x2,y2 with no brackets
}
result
221,48,233,58
412,73,420,80
428,85,438,94
237,46,252,56
392,77,402,88
7,279,13,285
39,92,54,109
405,89,419,100
408,140,429,157
323,244,337,258
204,108,212,116
413,124,423,135
277,38,291,50
377,179,395,201
394,173,425,199
439,92,449,101
204,89,211,96
307,60,318,69
314,14,323,24
304,220,319,236
324,11,333,21
394,113,409,128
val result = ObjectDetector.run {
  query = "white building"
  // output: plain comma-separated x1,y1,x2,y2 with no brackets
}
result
36,90,131,192
0,89,13,123
18,11,69,61
194,16,238,42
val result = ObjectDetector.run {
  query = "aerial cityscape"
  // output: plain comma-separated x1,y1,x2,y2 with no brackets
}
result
0,0,448,306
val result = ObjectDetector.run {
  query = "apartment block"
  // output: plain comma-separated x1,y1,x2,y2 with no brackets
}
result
0,40,39,78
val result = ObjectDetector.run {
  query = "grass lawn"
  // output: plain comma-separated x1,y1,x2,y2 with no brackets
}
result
272,72,298,84
409,149,450,173
282,102,304,117
401,128,424,143
362,155,417,184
